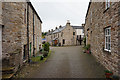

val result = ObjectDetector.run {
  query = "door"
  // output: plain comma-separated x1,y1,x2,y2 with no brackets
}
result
29,42,32,57
63,39,65,44
23,45,27,60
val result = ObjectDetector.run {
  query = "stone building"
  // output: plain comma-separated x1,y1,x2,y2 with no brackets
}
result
72,25,84,45
0,1,2,61
46,21,84,46
1,1,42,76
85,1,120,76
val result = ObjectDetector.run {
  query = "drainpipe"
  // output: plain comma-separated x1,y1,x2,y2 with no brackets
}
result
33,10,35,57
27,2,30,63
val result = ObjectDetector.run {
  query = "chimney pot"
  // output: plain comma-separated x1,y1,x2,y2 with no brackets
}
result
59,25,62,28
56,27,58,29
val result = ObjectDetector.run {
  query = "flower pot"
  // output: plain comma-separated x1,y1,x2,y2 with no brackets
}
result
105,73,113,78
85,50,90,54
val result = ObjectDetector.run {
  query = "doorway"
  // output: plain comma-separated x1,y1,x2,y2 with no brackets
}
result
23,44,27,60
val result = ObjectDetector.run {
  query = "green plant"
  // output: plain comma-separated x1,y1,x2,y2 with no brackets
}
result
84,44,90,50
31,56,41,62
40,56,44,60
43,51,48,58
105,70,113,74
83,37,86,46
43,42,50,52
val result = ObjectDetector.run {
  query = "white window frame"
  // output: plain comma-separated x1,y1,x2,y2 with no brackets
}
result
104,27,111,52
105,0,110,9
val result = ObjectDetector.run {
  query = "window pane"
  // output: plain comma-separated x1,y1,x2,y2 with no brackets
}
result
109,28,111,35
105,43,107,49
109,43,110,50
106,37,108,42
108,36,110,43
105,29,107,35
108,29,109,35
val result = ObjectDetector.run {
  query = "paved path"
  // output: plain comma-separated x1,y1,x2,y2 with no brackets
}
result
27,46,106,78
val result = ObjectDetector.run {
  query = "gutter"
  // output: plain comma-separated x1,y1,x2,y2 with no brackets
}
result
27,2,30,62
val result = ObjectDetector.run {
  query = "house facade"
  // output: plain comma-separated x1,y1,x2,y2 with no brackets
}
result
46,21,84,46
85,1,120,76
1,2,42,73
72,25,84,45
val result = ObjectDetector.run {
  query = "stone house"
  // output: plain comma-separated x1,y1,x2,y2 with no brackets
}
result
46,21,84,46
1,1,42,75
85,1,120,76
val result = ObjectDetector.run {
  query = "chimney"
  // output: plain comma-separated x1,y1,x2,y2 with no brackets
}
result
55,27,58,30
51,29,53,32
59,25,62,28
66,20,70,26
82,24,85,27
48,30,50,32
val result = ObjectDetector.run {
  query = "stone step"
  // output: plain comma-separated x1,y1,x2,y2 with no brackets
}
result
2,67,15,75
1,67,15,79
2,73,14,79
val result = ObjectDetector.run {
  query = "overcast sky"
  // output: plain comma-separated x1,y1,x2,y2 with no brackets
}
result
30,0,90,32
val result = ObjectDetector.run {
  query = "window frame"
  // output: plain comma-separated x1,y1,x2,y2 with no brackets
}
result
104,27,111,52
105,0,110,9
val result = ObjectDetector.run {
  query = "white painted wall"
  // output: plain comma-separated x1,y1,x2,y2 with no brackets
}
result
76,29,84,36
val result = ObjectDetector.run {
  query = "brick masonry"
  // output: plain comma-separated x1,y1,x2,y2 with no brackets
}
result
85,2,120,76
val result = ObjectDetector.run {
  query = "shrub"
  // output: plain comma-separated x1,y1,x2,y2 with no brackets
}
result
83,37,86,46
43,51,48,58
84,44,90,50
43,42,50,52
40,56,44,60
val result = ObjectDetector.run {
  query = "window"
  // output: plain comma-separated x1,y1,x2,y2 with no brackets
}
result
58,33,59,38
63,39,65,44
105,0,110,9
24,9,26,24
105,27,111,52
61,32,63,37
73,32,75,35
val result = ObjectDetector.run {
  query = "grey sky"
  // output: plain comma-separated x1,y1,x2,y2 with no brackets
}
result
30,0,90,32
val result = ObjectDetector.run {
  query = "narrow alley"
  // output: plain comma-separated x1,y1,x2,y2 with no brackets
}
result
26,46,106,78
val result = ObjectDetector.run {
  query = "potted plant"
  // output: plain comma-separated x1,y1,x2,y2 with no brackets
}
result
105,70,113,79
84,44,91,54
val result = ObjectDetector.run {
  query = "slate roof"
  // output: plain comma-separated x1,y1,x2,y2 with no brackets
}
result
47,25,83,35
52,26,66,34
72,26,84,29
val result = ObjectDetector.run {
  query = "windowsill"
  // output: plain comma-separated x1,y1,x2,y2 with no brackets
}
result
103,7,109,13
103,49,111,54
23,59,27,63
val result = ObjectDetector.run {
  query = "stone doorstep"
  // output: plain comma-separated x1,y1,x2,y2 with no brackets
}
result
2,67,15,71
2,73,15,79
1,67,15,79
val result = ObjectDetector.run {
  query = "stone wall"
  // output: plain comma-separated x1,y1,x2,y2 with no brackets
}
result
0,2,1,25
2,2,25,70
46,22,77,46
85,2,120,76
2,2,42,72
61,23,76,46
